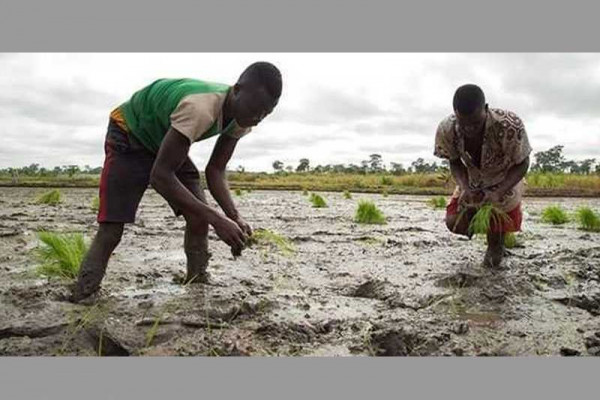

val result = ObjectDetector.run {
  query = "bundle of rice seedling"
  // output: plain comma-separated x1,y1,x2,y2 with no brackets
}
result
468,204,511,236
234,188,243,196
355,200,386,224
35,231,88,279
575,207,600,232
91,196,100,213
540,205,569,225
343,190,352,199
246,228,295,256
428,196,447,209
36,189,62,206
309,193,327,208
503,232,525,249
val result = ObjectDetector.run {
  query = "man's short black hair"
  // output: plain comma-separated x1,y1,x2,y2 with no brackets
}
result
239,62,282,102
453,84,486,115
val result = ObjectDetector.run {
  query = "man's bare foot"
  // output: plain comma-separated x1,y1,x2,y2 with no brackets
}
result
483,232,505,269
183,271,211,285
68,282,102,304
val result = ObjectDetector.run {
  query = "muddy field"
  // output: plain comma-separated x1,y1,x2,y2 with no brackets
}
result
1,187,599,356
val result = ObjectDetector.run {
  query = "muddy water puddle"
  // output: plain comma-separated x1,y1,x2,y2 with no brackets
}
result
1,187,600,356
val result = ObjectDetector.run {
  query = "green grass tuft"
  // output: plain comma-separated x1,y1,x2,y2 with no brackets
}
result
91,196,100,213
503,232,524,249
343,190,352,199
247,228,295,256
381,189,389,197
540,205,569,225
428,196,447,209
34,231,88,280
355,200,386,224
234,188,243,196
468,204,511,236
309,193,327,208
302,189,308,196
36,189,62,205
575,207,600,232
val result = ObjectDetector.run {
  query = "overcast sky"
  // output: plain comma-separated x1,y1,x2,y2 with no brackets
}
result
1,53,599,172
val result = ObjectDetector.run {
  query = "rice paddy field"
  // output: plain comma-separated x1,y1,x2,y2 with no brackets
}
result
1,187,599,356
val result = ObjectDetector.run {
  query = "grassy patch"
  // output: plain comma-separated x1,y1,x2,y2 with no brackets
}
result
381,176,394,185
381,189,389,197
309,193,327,208
36,189,62,205
233,188,243,197
34,231,88,280
343,190,352,199
575,207,600,232
247,228,295,256
541,205,569,225
467,204,510,236
355,200,386,224
428,196,447,209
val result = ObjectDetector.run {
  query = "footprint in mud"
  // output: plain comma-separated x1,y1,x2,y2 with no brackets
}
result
350,279,392,300
554,292,600,316
368,326,444,356
435,270,484,289
584,332,600,356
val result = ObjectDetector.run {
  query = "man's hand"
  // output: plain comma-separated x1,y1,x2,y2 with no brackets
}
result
233,215,253,237
458,188,484,207
482,188,505,206
212,215,249,254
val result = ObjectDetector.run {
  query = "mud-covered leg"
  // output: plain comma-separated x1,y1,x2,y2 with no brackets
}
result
183,216,211,284
483,231,505,269
70,222,124,302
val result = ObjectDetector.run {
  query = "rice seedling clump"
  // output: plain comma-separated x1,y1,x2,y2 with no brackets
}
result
91,196,100,213
355,200,386,224
503,232,524,249
541,205,569,225
309,193,327,208
575,207,600,232
246,229,295,256
343,190,352,199
35,231,88,279
468,204,510,236
36,189,62,206
428,196,447,209
234,188,243,196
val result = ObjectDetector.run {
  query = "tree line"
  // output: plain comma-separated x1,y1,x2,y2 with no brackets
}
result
1,146,598,178
272,146,600,175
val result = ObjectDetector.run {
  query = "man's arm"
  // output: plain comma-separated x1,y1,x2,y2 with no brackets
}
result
205,134,252,235
485,156,530,202
449,158,469,190
149,128,248,251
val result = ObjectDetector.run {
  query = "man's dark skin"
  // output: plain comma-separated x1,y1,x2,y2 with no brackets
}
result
71,77,277,302
445,104,530,268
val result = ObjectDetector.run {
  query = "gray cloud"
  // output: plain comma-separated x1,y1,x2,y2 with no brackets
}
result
1,54,599,171
271,85,386,125
481,54,600,119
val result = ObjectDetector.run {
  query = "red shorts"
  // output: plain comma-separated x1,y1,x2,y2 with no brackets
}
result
446,197,523,233
97,119,205,223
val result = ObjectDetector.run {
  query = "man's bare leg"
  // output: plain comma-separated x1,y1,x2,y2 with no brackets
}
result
183,215,211,284
70,222,124,302
484,231,505,269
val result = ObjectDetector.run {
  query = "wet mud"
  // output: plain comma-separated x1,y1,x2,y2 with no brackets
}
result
1,187,599,356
